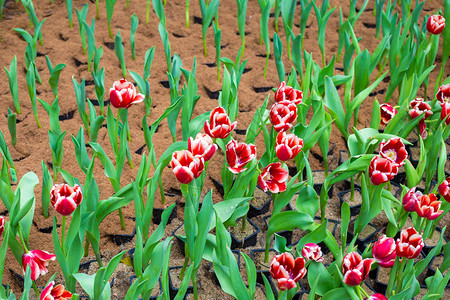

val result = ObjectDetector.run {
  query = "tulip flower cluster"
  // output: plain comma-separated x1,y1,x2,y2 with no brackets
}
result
369,137,407,185
269,82,302,133
402,187,444,220
342,252,375,286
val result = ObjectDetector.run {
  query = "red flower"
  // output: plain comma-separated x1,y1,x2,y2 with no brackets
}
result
380,103,397,126
440,102,450,125
41,281,72,300
436,84,450,104
170,150,204,184
109,79,144,109
258,162,288,193
204,107,237,139
402,187,421,212
226,140,256,174
270,252,306,291
275,81,303,105
0,216,4,236
372,235,397,268
427,15,445,35
188,133,217,162
438,178,450,203
416,193,444,220
379,137,407,166
275,132,303,161
409,98,433,139
301,243,324,262
396,227,424,259
269,101,298,132
369,156,398,185
50,184,83,216
22,250,56,281
342,252,375,286
364,294,388,300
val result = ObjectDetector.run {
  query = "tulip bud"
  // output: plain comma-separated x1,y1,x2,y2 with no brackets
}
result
426,15,445,35
396,227,424,259
438,178,450,203
372,235,397,268
379,103,397,126
204,107,237,139
415,193,444,220
188,133,217,162
275,81,303,105
109,79,144,109
379,137,407,166
226,140,256,174
41,281,72,300
275,132,303,161
369,156,398,185
436,84,450,104
270,252,306,291
342,252,375,286
170,150,204,184
269,100,298,132
402,187,421,212
22,250,56,281
258,162,288,193
50,184,83,216
301,243,324,262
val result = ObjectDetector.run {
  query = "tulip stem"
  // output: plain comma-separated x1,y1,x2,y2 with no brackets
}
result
32,282,40,298
358,285,369,298
61,215,66,254
179,249,190,280
119,208,126,230
395,257,407,292
84,238,90,257
18,225,29,253
193,271,199,300
241,215,247,232
386,256,400,296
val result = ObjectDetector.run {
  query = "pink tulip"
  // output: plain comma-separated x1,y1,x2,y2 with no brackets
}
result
372,235,397,268
204,107,237,139
396,227,424,259
226,140,256,174
170,150,204,184
402,187,421,212
258,162,288,193
188,133,217,162
342,252,375,286
364,294,388,300
22,250,56,281
415,193,444,220
270,252,306,291
301,243,324,262
50,184,83,216
109,79,144,109
275,132,303,161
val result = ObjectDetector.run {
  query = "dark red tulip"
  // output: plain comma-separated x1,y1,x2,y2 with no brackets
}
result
342,252,375,286
372,235,397,268
396,227,424,259
403,187,421,212
50,184,83,216
41,281,72,300
369,156,398,185
438,178,450,203
415,193,444,220
204,107,237,139
170,150,204,184
380,103,397,126
226,140,256,174
269,100,298,132
109,79,144,109
409,98,433,139
275,81,303,105
427,15,445,35
275,132,303,161
0,216,4,236
188,133,217,162
258,162,288,193
270,252,306,291
379,137,407,166
436,84,450,104
301,243,324,262
22,250,56,281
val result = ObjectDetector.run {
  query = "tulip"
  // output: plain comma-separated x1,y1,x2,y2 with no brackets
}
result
379,137,407,166
270,252,306,291
409,98,433,139
41,281,72,300
226,140,256,174
380,103,397,126
269,100,298,132
275,132,303,161
188,133,217,162
342,252,375,286
396,227,424,259
415,193,444,220
436,84,450,104
275,81,303,105
301,243,324,262
109,79,144,109
402,187,421,212
369,156,398,185
258,162,288,193
0,216,4,236
170,150,204,184
426,15,445,35
372,235,397,268
204,107,237,139
50,184,83,216
440,102,450,125
22,250,56,281
438,178,450,203
364,294,388,300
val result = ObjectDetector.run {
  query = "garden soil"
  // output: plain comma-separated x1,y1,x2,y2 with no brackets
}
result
0,0,449,298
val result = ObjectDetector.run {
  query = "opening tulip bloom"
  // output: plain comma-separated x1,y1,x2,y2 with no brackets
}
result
396,227,424,259
275,81,303,105
301,243,324,262
0,216,4,236
170,150,204,184
270,252,306,291
369,156,398,185
41,281,72,300
226,140,256,174
258,162,288,193
379,103,397,126
415,193,444,220
440,102,450,125
402,187,421,212
342,252,375,286
409,98,433,139
109,79,144,109
269,100,298,132
372,235,397,268
436,84,450,104
426,15,445,35
275,132,303,161
378,137,407,166
204,107,237,139
438,178,450,203
22,250,56,281
188,133,217,162
50,184,83,216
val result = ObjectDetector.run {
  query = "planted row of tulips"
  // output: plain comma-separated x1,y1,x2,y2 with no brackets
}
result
0,0,449,299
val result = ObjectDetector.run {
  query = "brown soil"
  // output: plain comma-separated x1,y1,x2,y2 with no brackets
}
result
251,187,271,209
228,218,257,242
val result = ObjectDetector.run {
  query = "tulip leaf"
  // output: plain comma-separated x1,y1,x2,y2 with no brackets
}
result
267,211,313,239
15,172,39,241
322,287,351,299
308,261,334,296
